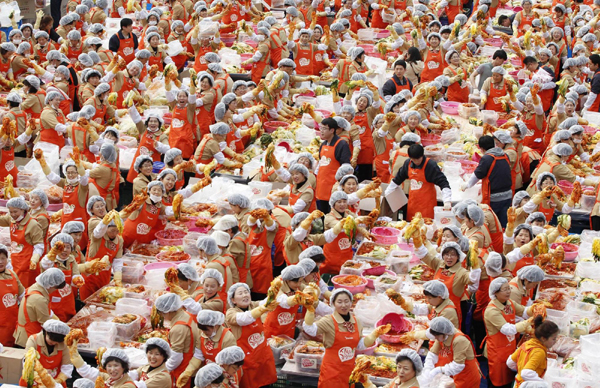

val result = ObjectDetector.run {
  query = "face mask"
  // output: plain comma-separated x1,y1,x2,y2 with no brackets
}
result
573,138,582,143
67,177,79,185
30,206,40,213
256,35,265,41
532,225,544,236
104,138,114,145
578,21,585,26
149,20,157,25
150,194,162,203
55,77,62,82
12,39,21,44
15,215,24,222
586,14,592,21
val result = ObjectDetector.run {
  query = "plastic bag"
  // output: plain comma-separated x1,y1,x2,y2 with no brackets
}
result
218,48,241,68
440,128,459,145
354,298,381,327
551,335,580,357
167,40,183,57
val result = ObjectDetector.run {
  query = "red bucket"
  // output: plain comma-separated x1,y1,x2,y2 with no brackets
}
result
264,121,289,133
421,134,441,147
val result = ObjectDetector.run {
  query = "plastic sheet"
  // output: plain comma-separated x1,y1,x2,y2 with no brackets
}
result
218,48,242,68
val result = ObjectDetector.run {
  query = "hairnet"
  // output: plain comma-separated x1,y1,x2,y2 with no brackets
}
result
339,174,358,187
491,66,506,75
51,233,74,248
427,32,441,42
351,47,365,61
134,155,153,173
101,348,129,367
99,143,117,163
212,215,238,231
62,221,85,235
252,198,274,211
146,181,165,196
73,379,95,388
403,110,421,123
87,38,102,49
35,31,49,40
214,103,227,121
278,58,296,69
232,80,246,92
222,93,237,107
164,148,182,165
200,268,224,286
526,212,546,225
289,163,309,178
212,230,231,247
6,92,21,104
489,277,508,299
227,282,251,306
493,130,513,144
45,91,64,105
194,363,223,388
372,114,385,128
264,15,277,25
177,263,200,282
484,252,504,277
428,316,455,335
329,190,348,208
440,242,466,262
298,245,323,260
298,258,317,274
558,117,578,130
553,129,571,142
583,33,597,43
55,65,70,78
422,280,449,299
538,48,553,58
513,120,531,138
89,23,104,34
295,152,316,170
92,82,110,97
86,196,105,216
397,349,423,375
466,205,484,227
351,73,367,82
215,346,245,365
442,225,463,240
552,143,573,157
358,91,373,106
196,236,220,255
209,122,230,135
42,319,70,335
208,62,223,73
517,265,544,282
67,30,81,40
16,42,31,55
536,172,556,190
197,310,225,327
397,132,420,144
341,104,356,117
59,14,75,26
330,288,353,304
79,105,97,120
290,213,309,229
512,191,530,208
144,338,171,355
330,22,344,32
7,197,29,211
135,49,150,60
569,125,585,136
339,9,352,18
171,20,184,32
155,293,183,313
281,265,306,280
36,268,66,288
335,164,354,181
75,4,89,13
227,193,250,208
127,60,143,71
157,168,176,182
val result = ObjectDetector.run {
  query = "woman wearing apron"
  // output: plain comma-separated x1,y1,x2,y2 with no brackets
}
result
444,50,470,103
372,114,395,183
40,233,82,322
0,243,23,347
166,73,197,159
130,338,173,388
62,221,86,264
302,288,391,387
215,346,245,387
21,320,73,387
85,143,120,210
213,215,253,288
524,171,578,221
186,269,226,314
127,109,169,184
195,72,219,138
245,206,278,298
198,236,238,296
39,91,68,149
122,181,168,248
69,347,138,388
131,156,155,196
225,283,278,388
509,265,544,307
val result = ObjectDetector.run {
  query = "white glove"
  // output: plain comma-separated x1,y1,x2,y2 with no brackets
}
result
460,182,467,191
90,145,100,154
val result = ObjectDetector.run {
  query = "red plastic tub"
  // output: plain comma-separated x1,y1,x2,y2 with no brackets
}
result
550,242,579,262
156,251,191,264
240,53,253,70
558,180,574,195
440,101,460,115
357,44,376,54
331,275,368,294
584,125,599,135
371,227,400,245
459,160,478,175
155,229,187,246
243,39,257,48
421,134,442,147
264,121,289,134
221,33,236,47
376,313,414,343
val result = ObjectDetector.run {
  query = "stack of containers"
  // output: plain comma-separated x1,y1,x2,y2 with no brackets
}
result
87,322,117,349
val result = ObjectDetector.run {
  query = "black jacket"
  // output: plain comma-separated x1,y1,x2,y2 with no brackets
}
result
392,156,450,190
474,147,512,200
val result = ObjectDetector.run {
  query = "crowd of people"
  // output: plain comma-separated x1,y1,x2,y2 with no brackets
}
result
0,0,598,387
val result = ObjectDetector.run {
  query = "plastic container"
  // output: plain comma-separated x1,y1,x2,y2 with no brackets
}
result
445,149,468,161
341,260,368,276
115,297,152,317
113,315,142,341
581,230,600,244
294,351,324,373
566,301,598,321
424,145,445,163
87,321,117,349
220,33,236,47
264,121,289,133
582,194,596,211
152,162,165,173
580,333,600,356
550,242,579,262
374,275,400,294
434,206,458,228
440,101,460,115
248,181,272,197
459,160,478,175
155,229,186,246
546,308,569,335
122,259,145,284
421,134,441,147
387,255,410,274
371,227,400,245
577,352,600,377
156,251,190,264
268,335,296,365
481,110,499,126
376,313,413,343
331,275,368,294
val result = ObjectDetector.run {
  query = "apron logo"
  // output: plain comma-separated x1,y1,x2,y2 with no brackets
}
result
439,345,451,358
64,185,75,194
319,156,331,167
251,187,261,195
94,118,103,124
107,241,117,250
10,242,23,254
172,118,184,128
427,61,439,69
140,146,152,156
137,223,150,235
204,339,215,351
247,332,264,349
2,293,16,308
230,14,238,21
358,126,366,134
250,245,263,257
277,312,294,325
200,56,207,64
315,53,322,62
4,160,14,171
148,205,159,214
123,47,133,56
301,357,318,369
299,58,310,66
338,238,351,250
63,203,75,215
59,284,72,297
338,346,355,362
410,179,423,191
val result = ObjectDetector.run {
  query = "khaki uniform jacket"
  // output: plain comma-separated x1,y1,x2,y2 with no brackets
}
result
15,283,56,347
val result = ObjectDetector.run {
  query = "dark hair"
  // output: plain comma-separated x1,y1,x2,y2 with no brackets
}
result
177,269,190,281
0,245,7,257
523,56,538,66
514,226,533,240
499,254,507,270
331,289,352,303
56,281,67,290
429,329,444,337
498,15,509,25
423,290,443,298
146,344,170,360
406,47,422,63
144,116,162,130
229,225,239,235
395,355,416,370
23,79,38,94
0,48,9,56
40,16,54,31
43,329,66,344
321,117,339,130
441,246,459,257
197,323,214,332
590,54,600,66
394,60,407,69
8,101,19,108
493,49,508,61
400,140,417,148
232,359,245,367
139,159,153,170
103,356,129,373
407,144,424,159
210,374,225,385
478,135,495,151
120,18,133,29
533,316,559,340
311,253,326,264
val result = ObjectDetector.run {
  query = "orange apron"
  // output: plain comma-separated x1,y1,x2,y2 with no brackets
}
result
211,256,230,312
245,224,273,294
126,132,162,182
122,202,161,248
233,235,251,286
170,313,195,388
435,332,482,388
89,162,120,208
391,76,411,93
481,153,510,206
428,302,458,321
315,138,342,201
447,66,469,103
70,124,96,162
522,113,545,154
264,292,300,339
421,49,444,82
40,108,66,149
374,136,394,183
90,98,108,126
115,74,135,110
434,267,463,324
49,266,75,322
16,289,47,339
79,236,121,300
10,218,38,288
170,104,196,159
484,80,507,113
289,184,316,212
317,316,361,387
590,70,600,112
0,146,18,184
193,45,212,73
61,183,89,251
272,218,288,267
195,87,218,138
237,314,277,388
269,30,284,67
322,217,353,275
484,300,517,386
200,328,231,363
18,334,66,388
0,270,19,347
407,157,437,220
251,53,269,84
517,11,535,37
354,112,375,164
511,252,534,277
295,43,314,75
117,32,135,63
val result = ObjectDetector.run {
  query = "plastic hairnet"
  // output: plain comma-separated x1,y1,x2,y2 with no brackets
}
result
208,63,223,73
553,129,571,141
427,32,441,42
514,120,531,138
422,280,449,299
67,30,81,41
583,33,597,43
215,346,245,365
147,181,166,195
398,132,420,144
512,191,530,207
100,143,117,163
209,122,230,135
227,193,250,209
42,319,71,335
563,58,578,68
538,48,552,58
171,20,184,32
36,268,66,288
569,125,584,135
339,174,358,187
194,363,223,388
6,92,21,104
102,127,120,141
536,172,556,191
513,224,533,241
212,215,238,231
73,379,95,388
444,49,459,64
452,201,469,219
86,196,106,216
351,47,365,61
79,105,96,120
101,348,129,366
335,164,354,181
440,241,466,262
341,104,356,117
200,268,224,286
298,246,323,261
257,26,270,36
333,116,350,131
35,31,49,40
155,293,183,313
330,288,353,304
339,9,352,18
164,148,182,165
157,168,177,182
329,190,348,208
526,212,546,225
62,221,85,235
397,349,423,375
46,50,62,61
552,143,573,157
127,60,143,71
95,0,108,8
7,197,29,211
134,155,153,173
290,212,309,229
558,118,578,131
51,233,74,249
351,73,367,82
227,282,251,306
493,130,513,144
428,316,455,335
16,42,31,55
45,91,63,105
59,14,75,26
177,263,200,282
403,110,421,123
231,80,247,92
489,277,508,299
212,230,231,248
491,66,506,75
466,205,484,227
75,4,89,13
281,265,306,280
442,225,463,240
214,103,227,121
372,114,385,128
517,265,544,283
55,65,70,78
484,252,504,277
298,258,317,274
144,338,171,356
253,198,274,211
196,236,220,255
134,50,150,60
197,310,225,328
89,23,104,33
289,163,309,178
330,22,344,32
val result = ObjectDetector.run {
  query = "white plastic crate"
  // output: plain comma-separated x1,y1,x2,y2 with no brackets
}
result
113,315,142,341
121,260,144,284
87,321,116,349
115,297,151,318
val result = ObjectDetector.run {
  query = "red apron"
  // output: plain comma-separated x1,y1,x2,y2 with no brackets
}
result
115,74,135,109
49,266,75,322
391,76,411,93
89,162,120,208
70,124,96,162
269,30,284,67
193,45,212,73
295,43,314,75
289,184,316,212
435,332,482,388
447,66,469,103
148,51,164,72
407,157,437,220
484,300,517,386
123,202,161,248
237,314,277,387
79,236,121,300
272,219,288,267
211,257,230,312
0,270,19,347
484,80,507,113
251,54,269,84
16,289,47,339
170,313,195,388
0,146,18,184
322,216,353,275
195,87,218,138
421,49,444,82
317,316,361,387
245,225,273,294
481,153,509,206
18,334,65,388
264,293,300,339
222,3,242,33
374,136,394,183
315,138,342,201
126,132,162,182
117,33,136,63
518,11,535,37
233,235,251,286
354,112,376,164
447,2,462,23
40,108,66,149
10,218,38,288
170,105,196,159
200,328,231,362
434,267,463,324
90,98,108,126
511,252,534,276
522,113,545,154
61,183,89,251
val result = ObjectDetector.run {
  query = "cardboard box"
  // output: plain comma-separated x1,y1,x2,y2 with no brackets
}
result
0,347,26,384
